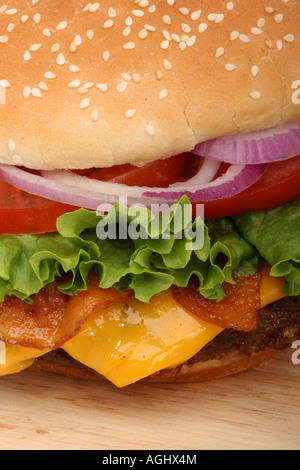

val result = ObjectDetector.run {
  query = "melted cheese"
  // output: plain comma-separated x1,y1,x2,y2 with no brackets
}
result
260,265,286,308
0,344,46,376
62,290,223,388
0,268,287,384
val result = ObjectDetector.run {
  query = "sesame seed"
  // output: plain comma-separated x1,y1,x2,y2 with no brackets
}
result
56,52,66,65
69,42,77,53
251,27,262,35
102,51,111,62
274,14,284,23
191,10,201,21
31,88,42,98
44,72,56,79
29,43,42,52
225,63,237,71
117,81,128,93
132,10,144,17
123,26,131,37
250,91,261,100
56,21,67,31
138,28,148,39
160,40,169,49
230,30,239,41
13,154,23,165
39,82,48,91
23,86,31,99
96,83,108,93
90,108,99,122
239,34,250,43
69,64,80,72
198,23,208,33
90,3,100,13
79,98,91,109
144,24,156,32
284,34,295,43
103,19,114,28
5,9,18,16
74,35,82,46
51,43,60,53
8,140,16,152
120,73,132,82
159,89,168,100
265,40,274,49
146,124,155,136
42,29,51,37
123,42,136,50
68,79,81,88
24,50,31,61
108,7,116,18
163,59,172,70
125,109,136,118
216,47,225,58
86,30,94,40
162,15,171,25
33,13,41,24
179,8,190,16
187,36,196,47
277,40,283,51
77,87,89,95
132,73,141,83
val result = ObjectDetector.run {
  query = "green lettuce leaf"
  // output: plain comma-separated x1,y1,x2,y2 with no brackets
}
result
0,196,299,304
235,197,300,296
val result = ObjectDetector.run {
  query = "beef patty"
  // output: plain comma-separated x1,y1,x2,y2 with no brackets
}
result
189,295,300,364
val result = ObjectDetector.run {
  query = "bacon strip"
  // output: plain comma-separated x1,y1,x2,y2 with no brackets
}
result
172,271,262,332
0,273,133,350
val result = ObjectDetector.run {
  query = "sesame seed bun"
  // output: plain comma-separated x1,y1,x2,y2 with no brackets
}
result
0,0,299,170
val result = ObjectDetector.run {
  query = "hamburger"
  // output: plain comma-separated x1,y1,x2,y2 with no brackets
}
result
0,0,299,388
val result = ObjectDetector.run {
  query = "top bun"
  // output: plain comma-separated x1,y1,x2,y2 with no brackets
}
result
0,0,299,170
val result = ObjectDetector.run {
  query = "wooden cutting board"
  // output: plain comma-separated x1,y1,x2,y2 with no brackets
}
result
0,349,299,450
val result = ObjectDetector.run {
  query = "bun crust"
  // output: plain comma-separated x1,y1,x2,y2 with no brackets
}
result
31,349,277,384
0,0,299,170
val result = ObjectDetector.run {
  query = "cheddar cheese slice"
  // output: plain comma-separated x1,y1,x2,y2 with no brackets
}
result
62,290,223,387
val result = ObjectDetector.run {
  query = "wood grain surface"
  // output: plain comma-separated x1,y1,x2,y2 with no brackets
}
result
0,349,299,450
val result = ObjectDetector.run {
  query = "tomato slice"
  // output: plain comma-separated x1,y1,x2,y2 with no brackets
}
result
201,155,300,218
88,153,189,187
0,180,78,235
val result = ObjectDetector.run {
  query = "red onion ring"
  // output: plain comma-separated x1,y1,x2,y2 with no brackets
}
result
0,158,265,211
0,164,111,209
193,121,300,164
141,164,266,202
